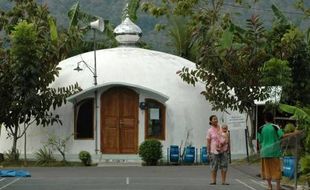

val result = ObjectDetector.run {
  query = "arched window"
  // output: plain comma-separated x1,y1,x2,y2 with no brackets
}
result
75,98,94,139
145,99,166,140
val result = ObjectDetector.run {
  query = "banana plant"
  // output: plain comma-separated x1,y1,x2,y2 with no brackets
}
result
279,104,310,124
271,4,290,25
279,104,310,154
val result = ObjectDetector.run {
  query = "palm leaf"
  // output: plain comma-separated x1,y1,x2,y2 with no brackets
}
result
167,16,194,59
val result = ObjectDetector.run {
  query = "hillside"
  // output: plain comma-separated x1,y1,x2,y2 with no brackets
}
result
0,0,309,52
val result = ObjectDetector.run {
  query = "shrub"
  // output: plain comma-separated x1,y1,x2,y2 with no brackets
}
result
47,133,73,162
35,146,56,166
139,139,162,166
300,155,310,175
79,151,91,166
282,150,293,156
0,153,4,162
284,123,295,133
5,149,20,161
300,155,310,186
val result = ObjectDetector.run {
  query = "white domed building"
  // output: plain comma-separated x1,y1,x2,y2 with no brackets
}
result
0,16,249,162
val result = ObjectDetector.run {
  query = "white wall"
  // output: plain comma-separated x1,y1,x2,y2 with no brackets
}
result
0,47,248,160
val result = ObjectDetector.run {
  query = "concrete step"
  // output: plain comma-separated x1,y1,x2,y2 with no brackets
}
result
97,159,142,167
97,154,142,167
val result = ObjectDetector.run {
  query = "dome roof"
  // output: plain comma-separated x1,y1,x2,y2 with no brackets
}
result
54,47,197,102
114,16,142,45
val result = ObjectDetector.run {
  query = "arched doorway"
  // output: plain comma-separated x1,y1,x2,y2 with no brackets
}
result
100,87,138,154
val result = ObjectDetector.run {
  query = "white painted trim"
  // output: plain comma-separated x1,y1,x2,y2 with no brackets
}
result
67,81,169,103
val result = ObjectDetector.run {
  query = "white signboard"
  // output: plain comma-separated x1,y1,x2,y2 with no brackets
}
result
227,114,246,129
227,115,246,123
150,108,160,120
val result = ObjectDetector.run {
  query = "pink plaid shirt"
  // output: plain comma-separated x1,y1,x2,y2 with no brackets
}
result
206,126,226,154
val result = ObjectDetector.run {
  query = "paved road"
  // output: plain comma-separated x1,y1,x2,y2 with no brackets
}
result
0,166,272,190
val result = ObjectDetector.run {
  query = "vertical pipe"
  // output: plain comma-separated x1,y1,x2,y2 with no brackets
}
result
167,147,169,164
200,148,202,164
196,148,198,164
179,147,181,164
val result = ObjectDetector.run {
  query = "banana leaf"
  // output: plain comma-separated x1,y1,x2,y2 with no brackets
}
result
48,16,58,44
279,104,310,124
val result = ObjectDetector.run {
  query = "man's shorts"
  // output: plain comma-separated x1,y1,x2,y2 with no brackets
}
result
210,152,228,172
261,158,282,180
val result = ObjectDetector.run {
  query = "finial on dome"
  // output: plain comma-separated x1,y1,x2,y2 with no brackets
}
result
114,14,142,46
122,3,129,21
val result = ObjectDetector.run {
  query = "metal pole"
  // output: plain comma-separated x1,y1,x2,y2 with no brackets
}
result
94,90,98,154
245,128,249,162
294,135,298,190
93,29,98,154
93,29,97,86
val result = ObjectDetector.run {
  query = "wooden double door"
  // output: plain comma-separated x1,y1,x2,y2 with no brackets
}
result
100,87,138,154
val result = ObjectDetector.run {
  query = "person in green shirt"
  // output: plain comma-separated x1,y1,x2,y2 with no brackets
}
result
257,112,300,190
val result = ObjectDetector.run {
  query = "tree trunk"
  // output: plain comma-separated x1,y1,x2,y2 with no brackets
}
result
12,135,18,161
24,127,27,166
246,110,255,155
11,126,19,161
248,111,256,154
61,151,66,162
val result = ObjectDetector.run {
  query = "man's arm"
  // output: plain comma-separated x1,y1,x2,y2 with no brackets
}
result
282,130,302,139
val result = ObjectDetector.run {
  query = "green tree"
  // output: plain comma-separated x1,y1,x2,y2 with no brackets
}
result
142,1,197,60
143,0,297,153
0,0,81,160
65,1,118,56
266,5,310,106
295,0,310,17
66,0,147,55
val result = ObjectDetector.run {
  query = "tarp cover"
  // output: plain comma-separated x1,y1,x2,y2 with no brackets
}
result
0,170,31,177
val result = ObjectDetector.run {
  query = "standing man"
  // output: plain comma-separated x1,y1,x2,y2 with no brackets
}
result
257,112,300,190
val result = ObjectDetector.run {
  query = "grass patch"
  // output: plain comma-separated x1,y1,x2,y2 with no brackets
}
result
281,175,309,188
